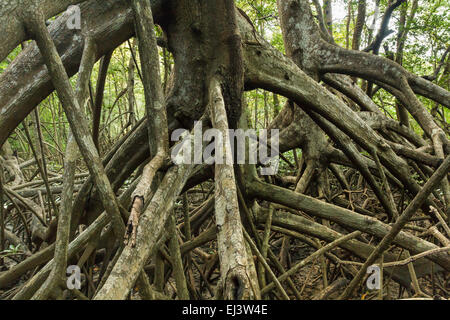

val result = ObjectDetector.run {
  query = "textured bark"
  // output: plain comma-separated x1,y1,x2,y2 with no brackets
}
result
394,0,418,127
0,2,444,208
275,0,333,210
278,3,404,219
23,7,125,238
0,142,24,186
210,78,258,300
0,0,136,150
12,212,109,299
311,0,333,43
92,52,112,150
352,0,366,51
125,0,168,247
254,205,443,289
247,176,450,270
31,35,96,300
322,0,333,34
242,12,444,217
1,0,449,301
30,136,75,299
94,157,194,299
0,0,89,62
0,0,172,148
340,155,450,299
167,213,189,300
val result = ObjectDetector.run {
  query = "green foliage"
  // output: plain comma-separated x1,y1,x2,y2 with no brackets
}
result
0,244,24,259
0,46,21,73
